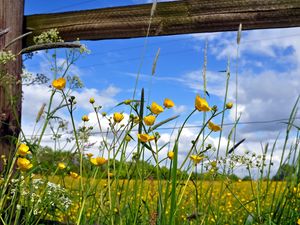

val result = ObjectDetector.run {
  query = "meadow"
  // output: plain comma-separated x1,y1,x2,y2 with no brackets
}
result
0,28,300,225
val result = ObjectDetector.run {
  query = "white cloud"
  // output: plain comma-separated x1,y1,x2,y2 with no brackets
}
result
191,27,300,65
71,85,120,111
172,105,187,114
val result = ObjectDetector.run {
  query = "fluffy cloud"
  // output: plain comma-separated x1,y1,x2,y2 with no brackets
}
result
191,27,300,63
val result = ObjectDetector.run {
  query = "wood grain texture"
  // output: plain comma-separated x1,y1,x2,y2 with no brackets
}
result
0,0,24,162
25,0,300,47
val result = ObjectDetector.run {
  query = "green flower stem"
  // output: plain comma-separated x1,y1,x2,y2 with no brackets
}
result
37,90,56,146
169,109,196,224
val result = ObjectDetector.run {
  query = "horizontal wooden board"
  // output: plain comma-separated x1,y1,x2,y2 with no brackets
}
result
24,0,300,47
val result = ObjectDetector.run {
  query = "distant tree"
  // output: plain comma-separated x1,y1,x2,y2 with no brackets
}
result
242,175,252,181
272,164,296,181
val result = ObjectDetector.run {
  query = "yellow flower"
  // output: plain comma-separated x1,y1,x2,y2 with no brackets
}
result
167,151,174,160
150,102,164,115
163,98,175,108
17,143,30,156
190,155,204,165
82,115,89,122
143,115,156,126
113,112,124,123
70,172,80,179
148,135,156,141
137,134,150,142
17,157,33,171
137,133,156,143
89,98,95,104
58,162,66,170
195,95,211,112
226,102,233,109
86,153,93,158
208,121,221,132
297,218,300,225
52,77,66,90
90,157,107,166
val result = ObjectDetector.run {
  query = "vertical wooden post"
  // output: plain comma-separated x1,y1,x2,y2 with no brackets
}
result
0,0,24,166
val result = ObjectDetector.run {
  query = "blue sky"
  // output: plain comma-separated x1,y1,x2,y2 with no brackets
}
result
23,0,300,176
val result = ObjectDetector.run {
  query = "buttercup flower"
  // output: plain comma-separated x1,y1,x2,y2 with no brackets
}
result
86,153,93,158
226,102,233,109
90,157,107,166
52,77,66,90
70,172,80,179
82,115,89,122
167,151,174,160
58,162,66,170
143,115,156,126
297,218,300,225
195,95,211,112
148,135,156,141
137,134,150,143
17,143,30,156
208,121,221,132
89,98,95,104
17,158,33,171
150,102,164,115
163,98,175,108
190,155,204,165
113,112,124,123
137,134,155,142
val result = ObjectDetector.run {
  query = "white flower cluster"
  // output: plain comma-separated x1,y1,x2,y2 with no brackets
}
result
0,50,15,64
33,29,63,45
11,178,72,216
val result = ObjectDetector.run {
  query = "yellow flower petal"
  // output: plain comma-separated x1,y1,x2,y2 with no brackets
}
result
195,95,211,112
150,102,164,115
167,151,174,160
90,157,107,166
52,77,66,90
17,157,33,171
113,112,124,123
96,157,107,165
58,162,66,170
208,121,221,132
70,171,80,179
86,153,94,158
163,98,175,108
137,133,150,143
190,155,204,165
143,115,156,126
17,143,30,156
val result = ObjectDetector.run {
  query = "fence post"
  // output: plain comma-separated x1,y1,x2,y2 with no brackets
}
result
0,0,24,168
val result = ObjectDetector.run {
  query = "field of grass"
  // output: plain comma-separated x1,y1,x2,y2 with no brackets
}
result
15,175,300,224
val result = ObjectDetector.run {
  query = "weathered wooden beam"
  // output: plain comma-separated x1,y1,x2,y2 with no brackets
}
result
25,0,300,47
0,0,24,165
